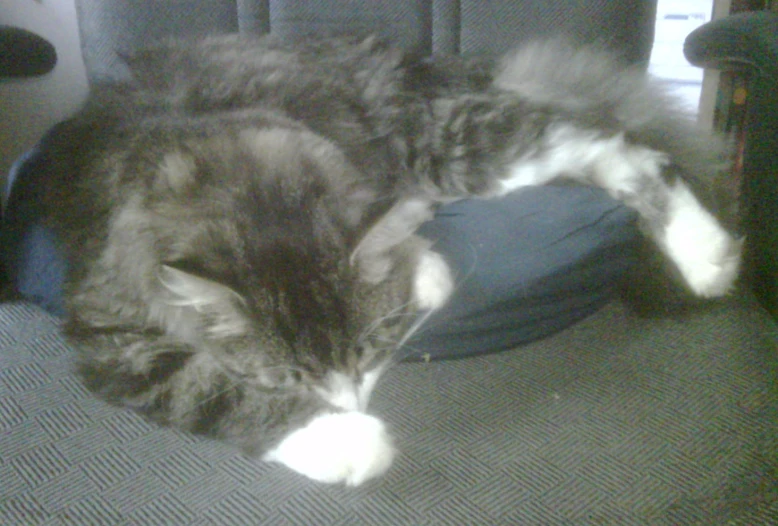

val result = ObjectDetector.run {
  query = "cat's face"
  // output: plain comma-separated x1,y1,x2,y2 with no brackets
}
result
144,125,453,413
156,247,422,413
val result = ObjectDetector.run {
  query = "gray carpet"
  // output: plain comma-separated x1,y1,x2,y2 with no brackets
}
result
1,297,777,525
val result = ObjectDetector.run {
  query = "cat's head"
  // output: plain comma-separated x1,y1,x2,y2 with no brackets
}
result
144,124,453,412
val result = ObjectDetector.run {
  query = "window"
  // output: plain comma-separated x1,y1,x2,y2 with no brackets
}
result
649,0,715,113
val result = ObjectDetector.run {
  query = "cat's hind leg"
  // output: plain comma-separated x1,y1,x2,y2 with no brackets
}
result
653,174,742,297
498,124,741,298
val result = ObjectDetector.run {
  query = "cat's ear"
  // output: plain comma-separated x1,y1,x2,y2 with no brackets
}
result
158,264,248,336
350,197,435,283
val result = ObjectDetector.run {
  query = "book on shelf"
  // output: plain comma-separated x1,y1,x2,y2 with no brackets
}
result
705,0,774,195
712,69,751,199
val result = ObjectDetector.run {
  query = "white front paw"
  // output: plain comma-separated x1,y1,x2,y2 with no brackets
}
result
264,412,395,486
414,250,454,310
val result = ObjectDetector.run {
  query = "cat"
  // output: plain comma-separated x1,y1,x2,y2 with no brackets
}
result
36,35,740,485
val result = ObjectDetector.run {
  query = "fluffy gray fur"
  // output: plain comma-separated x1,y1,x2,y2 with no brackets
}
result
37,35,738,477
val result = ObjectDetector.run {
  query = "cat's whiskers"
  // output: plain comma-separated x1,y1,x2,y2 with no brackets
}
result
355,317,429,366
176,374,243,421
394,341,430,362
356,299,417,347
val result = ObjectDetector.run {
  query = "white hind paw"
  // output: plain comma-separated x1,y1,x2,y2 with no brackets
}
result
663,182,742,297
670,237,742,298
264,412,395,486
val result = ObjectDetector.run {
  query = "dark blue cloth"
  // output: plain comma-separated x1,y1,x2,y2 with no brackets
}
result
1,137,640,359
408,186,639,360
3,144,67,316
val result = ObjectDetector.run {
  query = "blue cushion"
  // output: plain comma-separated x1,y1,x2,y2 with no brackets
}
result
1,134,640,360
409,186,639,360
3,144,67,316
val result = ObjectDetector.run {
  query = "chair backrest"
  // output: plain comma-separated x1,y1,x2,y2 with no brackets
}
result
75,0,658,83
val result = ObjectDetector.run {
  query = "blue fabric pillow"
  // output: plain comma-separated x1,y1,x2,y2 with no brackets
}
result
3,145,67,316
408,187,639,360
1,136,640,360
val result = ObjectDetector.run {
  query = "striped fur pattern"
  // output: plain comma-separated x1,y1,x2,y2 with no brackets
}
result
39,36,739,485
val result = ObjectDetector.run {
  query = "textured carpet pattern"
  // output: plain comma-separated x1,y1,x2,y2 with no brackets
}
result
1,299,777,525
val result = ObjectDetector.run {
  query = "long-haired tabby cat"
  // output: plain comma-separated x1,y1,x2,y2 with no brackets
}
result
37,35,740,485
